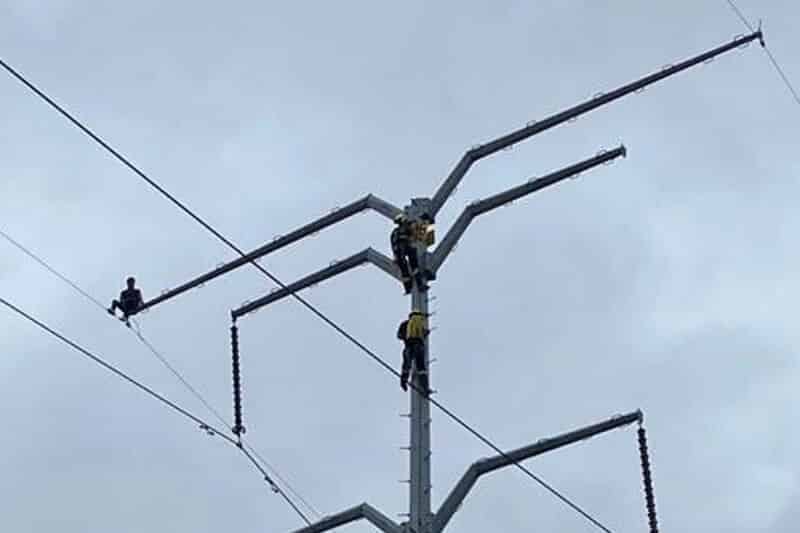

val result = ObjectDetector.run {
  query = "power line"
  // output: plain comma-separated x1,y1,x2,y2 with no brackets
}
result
238,445,312,524
0,228,108,311
0,295,229,436
430,399,612,531
132,322,322,519
0,227,228,421
0,294,312,526
131,322,321,521
725,0,800,105
0,227,321,521
246,443,323,519
725,0,755,31
129,320,230,427
762,46,800,106
0,58,614,532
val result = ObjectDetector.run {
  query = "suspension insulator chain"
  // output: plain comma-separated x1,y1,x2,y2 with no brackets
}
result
637,426,659,533
231,323,245,437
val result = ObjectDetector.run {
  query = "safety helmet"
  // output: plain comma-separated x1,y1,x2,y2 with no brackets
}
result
126,276,136,285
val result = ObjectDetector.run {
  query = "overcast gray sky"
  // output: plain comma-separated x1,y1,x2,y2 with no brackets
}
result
1,1,798,532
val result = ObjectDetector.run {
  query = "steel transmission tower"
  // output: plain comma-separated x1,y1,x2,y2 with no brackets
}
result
132,31,763,532
229,147,626,533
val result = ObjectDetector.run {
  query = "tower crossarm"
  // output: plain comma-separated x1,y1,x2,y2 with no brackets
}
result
429,31,762,216
288,502,402,533
137,194,402,314
231,247,401,320
432,410,643,533
430,146,626,274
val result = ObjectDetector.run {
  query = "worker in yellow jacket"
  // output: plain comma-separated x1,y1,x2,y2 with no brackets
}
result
396,310,429,394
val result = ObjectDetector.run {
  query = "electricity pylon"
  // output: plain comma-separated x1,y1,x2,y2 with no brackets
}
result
230,145,625,533
132,32,762,532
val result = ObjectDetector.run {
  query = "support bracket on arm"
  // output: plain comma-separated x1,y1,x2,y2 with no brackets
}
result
429,31,762,217
137,194,402,314
231,247,401,320
432,410,643,532
430,146,626,274
289,502,402,533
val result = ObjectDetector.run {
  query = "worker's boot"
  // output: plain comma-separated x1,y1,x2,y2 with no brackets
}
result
402,278,412,294
410,269,427,291
418,372,430,396
400,374,408,391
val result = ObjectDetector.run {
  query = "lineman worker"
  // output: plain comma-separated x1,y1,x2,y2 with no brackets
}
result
390,214,425,294
397,309,429,394
108,276,143,322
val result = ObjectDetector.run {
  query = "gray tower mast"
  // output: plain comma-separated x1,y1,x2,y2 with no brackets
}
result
132,32,763,532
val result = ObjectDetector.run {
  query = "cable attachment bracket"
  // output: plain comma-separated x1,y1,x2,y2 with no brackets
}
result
199,423,216,436
230,322,246,437
265,477,280,493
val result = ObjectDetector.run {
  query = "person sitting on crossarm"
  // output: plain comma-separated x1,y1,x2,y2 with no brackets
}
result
397,309,429,395
108,276,143,321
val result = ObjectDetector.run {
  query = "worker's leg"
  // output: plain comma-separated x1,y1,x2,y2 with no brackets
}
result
120,299,139,317
410,341,429,394
108,299,121,315
400,347,411,391
406,249,427,290
392,248,413,294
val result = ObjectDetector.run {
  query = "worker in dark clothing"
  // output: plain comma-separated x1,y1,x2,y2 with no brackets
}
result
390,214,414,294
391,214,425,294
108,276,143,322
397,310,429,394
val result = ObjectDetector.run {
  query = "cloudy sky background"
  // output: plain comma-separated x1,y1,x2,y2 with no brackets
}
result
1,1,798,532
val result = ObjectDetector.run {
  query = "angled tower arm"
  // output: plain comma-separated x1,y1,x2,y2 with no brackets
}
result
137,194,402,314
432,410,643,533
430,31,762,215
430,145,626,273
232,247,400,320
289,502,402,533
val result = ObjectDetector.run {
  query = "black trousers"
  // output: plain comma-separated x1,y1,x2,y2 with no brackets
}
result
392,244,423,290
111,298,139,317
401,339,428,391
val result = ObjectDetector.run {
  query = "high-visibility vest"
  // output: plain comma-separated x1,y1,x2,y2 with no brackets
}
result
406,314,426,339
413,222,435,246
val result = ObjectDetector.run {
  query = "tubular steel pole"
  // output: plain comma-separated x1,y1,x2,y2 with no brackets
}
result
409,286,432,533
